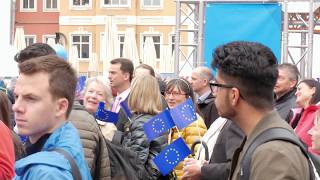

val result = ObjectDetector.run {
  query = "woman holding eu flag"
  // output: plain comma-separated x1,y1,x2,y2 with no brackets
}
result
122,75,169,179
83,77,116,141
165,78,207,179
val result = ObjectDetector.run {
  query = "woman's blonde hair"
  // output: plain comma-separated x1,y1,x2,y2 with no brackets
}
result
83,77,113,108
128,75,162,115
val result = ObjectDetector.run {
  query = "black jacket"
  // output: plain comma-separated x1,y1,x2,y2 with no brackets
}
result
197,93,219,128
122,114,168,180
201,120,244,180
274,88,296,122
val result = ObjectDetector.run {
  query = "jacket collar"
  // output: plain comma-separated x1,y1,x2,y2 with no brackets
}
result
275,88,296,104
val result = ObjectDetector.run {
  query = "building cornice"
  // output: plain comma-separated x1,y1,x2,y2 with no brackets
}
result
59,16,182,26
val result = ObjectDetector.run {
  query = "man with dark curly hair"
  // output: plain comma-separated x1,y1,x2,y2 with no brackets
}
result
211,41,310,180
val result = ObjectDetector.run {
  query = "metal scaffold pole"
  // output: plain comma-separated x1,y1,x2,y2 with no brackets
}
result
282,0,289,63
307,0,314,78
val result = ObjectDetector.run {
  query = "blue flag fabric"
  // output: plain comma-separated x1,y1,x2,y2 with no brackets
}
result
170,98,197,130
120,101,132,119
143,109,175,141
95,102,119,124
153,137,191,176
76,76,86,95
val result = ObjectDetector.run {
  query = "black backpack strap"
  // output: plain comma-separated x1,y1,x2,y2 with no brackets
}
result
51,149,82,180
240,127,314,180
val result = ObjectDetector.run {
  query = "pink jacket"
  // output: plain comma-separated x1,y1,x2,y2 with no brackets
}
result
291,105,320,154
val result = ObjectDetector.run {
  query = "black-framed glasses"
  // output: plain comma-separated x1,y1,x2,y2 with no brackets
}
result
209,82,234,93
209,82,245,99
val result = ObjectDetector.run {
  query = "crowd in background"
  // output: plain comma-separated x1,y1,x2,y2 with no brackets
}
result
0,41,320,180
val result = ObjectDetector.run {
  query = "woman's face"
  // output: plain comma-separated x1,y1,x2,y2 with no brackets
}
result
308,114,320,150
295,82,315,108
165,86,187,109
83,81,106,113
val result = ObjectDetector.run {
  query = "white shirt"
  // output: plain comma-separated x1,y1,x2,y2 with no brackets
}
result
196,117,228,161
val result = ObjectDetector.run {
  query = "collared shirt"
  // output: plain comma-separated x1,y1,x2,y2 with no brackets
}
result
198,90,212,104
112,88,130,113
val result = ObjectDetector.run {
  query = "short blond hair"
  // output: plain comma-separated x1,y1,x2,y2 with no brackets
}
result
128,75,162,115
84,77,113,108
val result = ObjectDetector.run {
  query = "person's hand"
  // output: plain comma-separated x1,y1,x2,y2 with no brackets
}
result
181,158,208,180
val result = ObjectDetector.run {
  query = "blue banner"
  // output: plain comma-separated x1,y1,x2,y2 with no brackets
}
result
204,3,282,68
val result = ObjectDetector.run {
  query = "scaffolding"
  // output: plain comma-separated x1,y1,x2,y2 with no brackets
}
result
174,0,320,78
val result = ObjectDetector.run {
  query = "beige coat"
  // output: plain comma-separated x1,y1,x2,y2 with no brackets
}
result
69,102,111,180
230,111,310,180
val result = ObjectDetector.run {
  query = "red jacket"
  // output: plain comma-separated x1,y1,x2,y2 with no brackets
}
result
292,105,320,154
0,121,15,179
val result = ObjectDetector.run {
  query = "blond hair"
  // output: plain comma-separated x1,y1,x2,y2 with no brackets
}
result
128,75,162,115
84,77,113,109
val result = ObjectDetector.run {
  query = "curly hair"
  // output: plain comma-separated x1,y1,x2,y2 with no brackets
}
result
211,41,278,109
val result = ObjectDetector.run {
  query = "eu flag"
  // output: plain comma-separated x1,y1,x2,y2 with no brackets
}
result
143,109,175,141
170,98,197,130
153,137,191,176
120,101,132,119
95,102,119,124
76,76,86,95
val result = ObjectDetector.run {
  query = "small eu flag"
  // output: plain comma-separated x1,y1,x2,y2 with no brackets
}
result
120,101,132,119
170,98,197,130
76,76,86,95
153,137,191,176
95,102,119,124
143,109,175,141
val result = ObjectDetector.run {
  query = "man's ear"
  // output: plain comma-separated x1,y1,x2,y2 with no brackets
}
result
230,87,241,106
290,80,298,89
55,98,69,118
123,72,130,81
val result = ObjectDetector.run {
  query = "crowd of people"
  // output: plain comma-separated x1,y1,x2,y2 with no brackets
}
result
0,41,320,180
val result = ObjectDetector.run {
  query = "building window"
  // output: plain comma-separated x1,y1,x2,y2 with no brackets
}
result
21,0,37,11
100,33,124,59
118,34,125,57
72,35,90,59
43,35,56,44
73,0,90,6
142,0,161,7
104,0,129,7
44,0,58,11
142,35,161,59
25,35,36,47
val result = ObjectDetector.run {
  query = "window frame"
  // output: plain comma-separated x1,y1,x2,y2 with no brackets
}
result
25,35,37,47
100,32,125,61
20,0,37,12
140,0,162,10
140,33,162,60
43,0,59,12
101,0,131,8
70,0,92,10
42,34,56,44
70,33,92,60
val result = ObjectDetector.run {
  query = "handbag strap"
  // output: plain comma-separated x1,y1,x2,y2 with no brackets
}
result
51,148,82,180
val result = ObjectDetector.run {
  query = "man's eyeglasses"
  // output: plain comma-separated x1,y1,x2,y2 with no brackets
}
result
165,91,187,97
209,82,234,93
209,82,245,99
